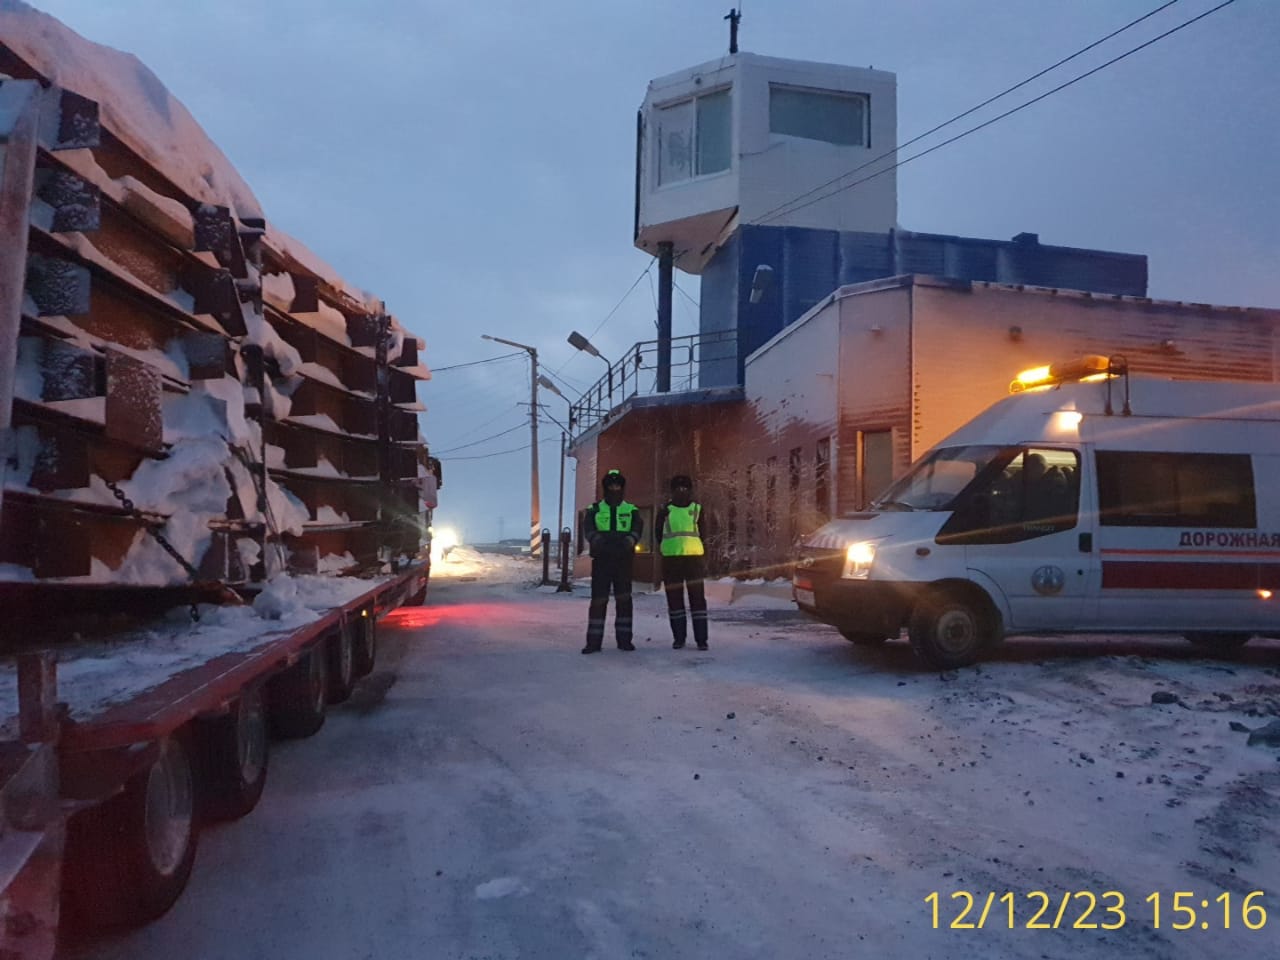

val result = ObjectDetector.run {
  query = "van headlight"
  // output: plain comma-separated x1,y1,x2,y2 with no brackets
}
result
841,541,876,580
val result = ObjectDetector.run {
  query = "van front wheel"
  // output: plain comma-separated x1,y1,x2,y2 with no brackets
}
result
909,593,993,669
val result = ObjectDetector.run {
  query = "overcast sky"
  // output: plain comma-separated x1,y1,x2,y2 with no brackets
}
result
24,0,1280,543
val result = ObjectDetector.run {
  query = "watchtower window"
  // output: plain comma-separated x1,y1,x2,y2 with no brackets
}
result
656,88,731,186
769,85,868,147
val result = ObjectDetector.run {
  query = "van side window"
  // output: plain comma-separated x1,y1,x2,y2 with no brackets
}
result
939,448,1080,544
1096,452,1255,528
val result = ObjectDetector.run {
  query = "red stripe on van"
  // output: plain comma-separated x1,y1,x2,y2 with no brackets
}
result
1102,561,1280,591
1101,548,1280,559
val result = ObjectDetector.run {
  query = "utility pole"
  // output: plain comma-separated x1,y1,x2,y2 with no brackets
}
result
482,334,541,556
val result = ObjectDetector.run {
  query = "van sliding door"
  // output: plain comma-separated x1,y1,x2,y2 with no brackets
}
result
1094,450,1265,630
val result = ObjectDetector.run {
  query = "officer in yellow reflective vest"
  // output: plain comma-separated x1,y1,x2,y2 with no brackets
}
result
581,469,643,653
658,474,708,650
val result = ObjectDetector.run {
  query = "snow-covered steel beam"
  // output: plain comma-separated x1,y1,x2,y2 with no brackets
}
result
0,80,41,527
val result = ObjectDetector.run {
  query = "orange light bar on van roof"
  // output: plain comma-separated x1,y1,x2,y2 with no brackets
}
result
1009,355,1121,393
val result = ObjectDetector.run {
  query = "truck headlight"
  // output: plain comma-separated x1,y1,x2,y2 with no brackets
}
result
841,541,876,580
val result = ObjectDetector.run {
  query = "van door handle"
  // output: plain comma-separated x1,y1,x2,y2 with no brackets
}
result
1078,533,1093,553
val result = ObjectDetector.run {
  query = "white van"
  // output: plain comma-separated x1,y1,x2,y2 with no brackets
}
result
793,357,1280,668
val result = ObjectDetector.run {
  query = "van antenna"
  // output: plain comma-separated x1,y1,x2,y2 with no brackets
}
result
725,8,741,54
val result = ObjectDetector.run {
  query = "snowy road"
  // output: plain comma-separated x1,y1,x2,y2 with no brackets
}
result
73,553,1280,960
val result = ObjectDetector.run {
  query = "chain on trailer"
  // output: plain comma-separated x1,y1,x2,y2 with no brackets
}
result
103,478,238,622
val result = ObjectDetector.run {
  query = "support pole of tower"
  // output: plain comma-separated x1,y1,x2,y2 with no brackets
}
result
657,241,673,393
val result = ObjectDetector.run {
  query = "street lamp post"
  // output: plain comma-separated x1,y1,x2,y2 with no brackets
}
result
482,334,541,556
538,373,574,593
537,374,570,546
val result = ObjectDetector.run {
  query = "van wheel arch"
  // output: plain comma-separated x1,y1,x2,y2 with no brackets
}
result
908,581,1003,669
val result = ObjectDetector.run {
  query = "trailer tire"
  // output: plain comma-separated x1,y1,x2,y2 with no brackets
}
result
268,644,328,739
327,626,356,704
1184,632,1252,651
197,685,269,821
839,628,887,646
353,613,377,677
908,590,996,669
63,732,199,931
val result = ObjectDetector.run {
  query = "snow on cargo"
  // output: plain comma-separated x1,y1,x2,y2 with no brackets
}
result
0,0,262,220
0,574,391,733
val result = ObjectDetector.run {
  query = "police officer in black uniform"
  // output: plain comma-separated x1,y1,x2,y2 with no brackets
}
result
658,474,709,649
581,469,643,654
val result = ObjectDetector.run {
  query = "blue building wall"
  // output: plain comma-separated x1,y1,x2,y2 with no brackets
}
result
699,225,1148,386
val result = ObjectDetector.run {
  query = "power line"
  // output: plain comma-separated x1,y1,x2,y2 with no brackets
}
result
762,0,1236,224
432,421,526,455
581,258,656,342
756,0,1189,226
431,351,524,373
444,443,531,462
550,258,656,383
443,433,561,462
673,281,700,310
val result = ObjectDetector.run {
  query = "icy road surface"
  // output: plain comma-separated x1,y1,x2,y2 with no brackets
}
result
76,550,1280,960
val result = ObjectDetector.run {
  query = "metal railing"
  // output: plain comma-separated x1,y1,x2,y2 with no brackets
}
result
569,330,737,440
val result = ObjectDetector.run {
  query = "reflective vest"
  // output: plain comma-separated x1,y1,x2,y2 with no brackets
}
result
594,500,636,533
661,503,704,557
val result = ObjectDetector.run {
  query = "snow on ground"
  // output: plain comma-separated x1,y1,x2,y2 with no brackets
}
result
77,553,1280,960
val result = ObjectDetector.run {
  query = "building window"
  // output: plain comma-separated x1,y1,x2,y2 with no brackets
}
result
769,85,868,147
815,438,831,521
1096,452,1256,528
656,88,731,186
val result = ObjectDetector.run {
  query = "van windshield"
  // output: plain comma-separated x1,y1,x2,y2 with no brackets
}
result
870,445,1004,511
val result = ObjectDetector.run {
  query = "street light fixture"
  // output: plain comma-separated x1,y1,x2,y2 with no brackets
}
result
481,333,541,556
568,330,613,404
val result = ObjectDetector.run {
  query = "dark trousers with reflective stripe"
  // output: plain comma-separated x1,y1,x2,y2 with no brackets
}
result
661,555,707,646
586,555,633,649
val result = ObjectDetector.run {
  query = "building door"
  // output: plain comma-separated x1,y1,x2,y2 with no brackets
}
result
861,430,894,508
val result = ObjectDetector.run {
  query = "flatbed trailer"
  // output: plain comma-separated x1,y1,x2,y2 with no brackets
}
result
0,560,429,957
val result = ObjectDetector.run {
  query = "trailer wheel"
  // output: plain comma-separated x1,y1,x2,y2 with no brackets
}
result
197,685,269,821
839,628,887,646
63,733,199,930
353,613,377,677
268,643,328,738
1184,632,1252,651
327,626,356,704
908,591,995,669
